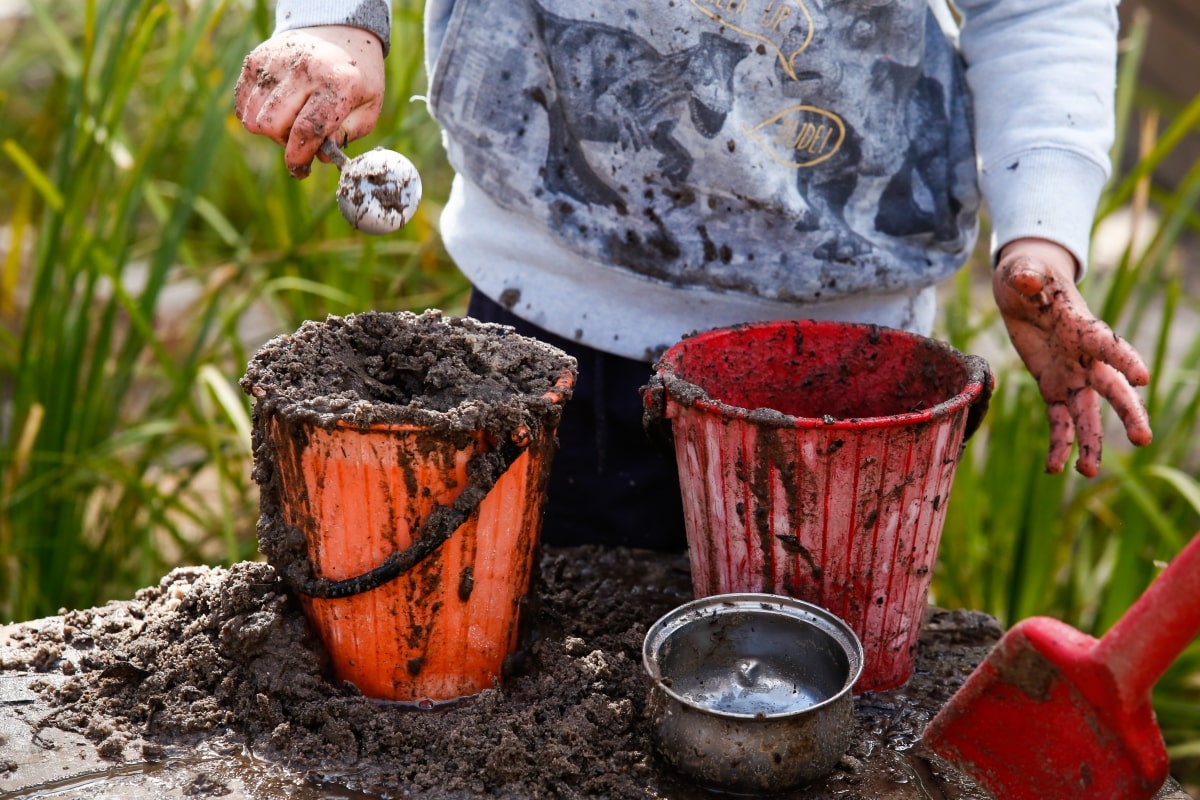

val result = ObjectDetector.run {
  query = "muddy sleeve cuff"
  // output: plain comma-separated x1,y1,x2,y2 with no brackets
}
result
274,0,392,56
955,0,1119,279
980,148,1109,280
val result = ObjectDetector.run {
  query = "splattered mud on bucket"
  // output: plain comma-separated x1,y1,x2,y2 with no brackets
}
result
236,309,578,703
239,309,577,583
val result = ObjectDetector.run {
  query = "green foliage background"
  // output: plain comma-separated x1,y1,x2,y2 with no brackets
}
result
1,0,1198,789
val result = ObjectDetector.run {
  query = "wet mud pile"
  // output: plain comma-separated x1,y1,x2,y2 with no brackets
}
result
1,547,1009,799
240,308,575,432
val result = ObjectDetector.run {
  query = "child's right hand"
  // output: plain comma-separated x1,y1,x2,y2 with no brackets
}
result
235,26,386,178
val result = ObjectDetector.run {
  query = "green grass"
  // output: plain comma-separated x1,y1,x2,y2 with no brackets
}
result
1,0,1199,788
0,0,464,620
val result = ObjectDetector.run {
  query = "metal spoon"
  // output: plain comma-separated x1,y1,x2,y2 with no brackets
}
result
319,139,422,235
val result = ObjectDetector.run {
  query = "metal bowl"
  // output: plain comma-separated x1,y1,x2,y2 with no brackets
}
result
643,593,863,793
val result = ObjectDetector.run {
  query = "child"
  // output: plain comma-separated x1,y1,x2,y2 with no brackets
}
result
236,0,1152,550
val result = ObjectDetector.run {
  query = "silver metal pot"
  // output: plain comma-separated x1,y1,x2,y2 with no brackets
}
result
643,593,863,794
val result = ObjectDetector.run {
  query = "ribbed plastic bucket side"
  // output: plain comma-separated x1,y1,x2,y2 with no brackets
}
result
656,320,988,693
269,416,553,701
671,406,967,691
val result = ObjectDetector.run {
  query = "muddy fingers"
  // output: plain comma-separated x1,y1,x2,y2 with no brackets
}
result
1077,321,1151,388
1092,360,1154,447
233,27,386,181
1066,386,1104,477
1044,403,1075,474
995,239,1154,478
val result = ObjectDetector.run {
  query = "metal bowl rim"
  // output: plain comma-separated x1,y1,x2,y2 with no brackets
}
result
642,592,864,720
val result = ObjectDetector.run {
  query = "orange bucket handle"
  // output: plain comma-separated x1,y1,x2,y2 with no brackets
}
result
291,429,531,600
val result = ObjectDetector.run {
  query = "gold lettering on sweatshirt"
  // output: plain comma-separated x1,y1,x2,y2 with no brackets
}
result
692,0,814,80
745,105,845,168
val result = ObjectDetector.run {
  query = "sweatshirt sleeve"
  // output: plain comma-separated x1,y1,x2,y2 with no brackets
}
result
274,0,393,56
953,0,1120,275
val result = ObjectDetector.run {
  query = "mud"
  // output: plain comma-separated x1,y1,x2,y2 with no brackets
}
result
2,546,1008,799
6,548,1198,799
240,309,576,430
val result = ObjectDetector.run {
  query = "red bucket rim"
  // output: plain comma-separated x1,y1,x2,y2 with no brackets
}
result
654,320,991,430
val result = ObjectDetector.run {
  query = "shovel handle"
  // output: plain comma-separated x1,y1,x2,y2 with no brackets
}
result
1096,531,1200,699
319,138,350,169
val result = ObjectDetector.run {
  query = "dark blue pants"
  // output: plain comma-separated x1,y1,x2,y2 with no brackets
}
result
467,291,688,552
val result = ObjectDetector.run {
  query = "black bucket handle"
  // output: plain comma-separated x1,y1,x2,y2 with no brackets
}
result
289,429,530,600
287,368,574,599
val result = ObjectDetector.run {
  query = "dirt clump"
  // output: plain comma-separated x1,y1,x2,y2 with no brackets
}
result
240,309,576,431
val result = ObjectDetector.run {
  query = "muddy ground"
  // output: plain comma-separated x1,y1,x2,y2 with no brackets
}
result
3,553,1197,800
4,546,1008,799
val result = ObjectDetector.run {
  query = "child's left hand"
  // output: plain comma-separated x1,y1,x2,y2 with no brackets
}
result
992,238,1153,477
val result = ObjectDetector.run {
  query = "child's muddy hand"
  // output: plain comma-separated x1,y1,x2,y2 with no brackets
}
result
993,238,1153,478
234,26,386,179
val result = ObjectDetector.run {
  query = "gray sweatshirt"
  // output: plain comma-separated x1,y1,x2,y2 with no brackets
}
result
276,0,1118,360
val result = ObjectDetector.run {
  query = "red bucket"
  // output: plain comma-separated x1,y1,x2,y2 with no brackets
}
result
643,320,991,692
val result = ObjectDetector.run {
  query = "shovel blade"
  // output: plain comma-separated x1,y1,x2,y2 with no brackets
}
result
923,617,1169,800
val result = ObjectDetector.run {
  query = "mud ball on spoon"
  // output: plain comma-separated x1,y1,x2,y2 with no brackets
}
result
336,147,423,235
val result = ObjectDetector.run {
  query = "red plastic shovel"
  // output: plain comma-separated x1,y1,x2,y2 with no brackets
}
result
923,531,1200,800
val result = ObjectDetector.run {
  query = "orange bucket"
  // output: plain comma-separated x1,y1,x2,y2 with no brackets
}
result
242,311,576,702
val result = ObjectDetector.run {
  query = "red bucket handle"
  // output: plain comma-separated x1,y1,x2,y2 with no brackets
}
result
642,354,994,446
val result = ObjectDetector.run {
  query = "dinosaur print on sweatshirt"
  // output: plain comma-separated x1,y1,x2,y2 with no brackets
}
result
427,0,979,301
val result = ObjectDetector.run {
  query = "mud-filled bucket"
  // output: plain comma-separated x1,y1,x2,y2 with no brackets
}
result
241,310,576,703
642,320,991,692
